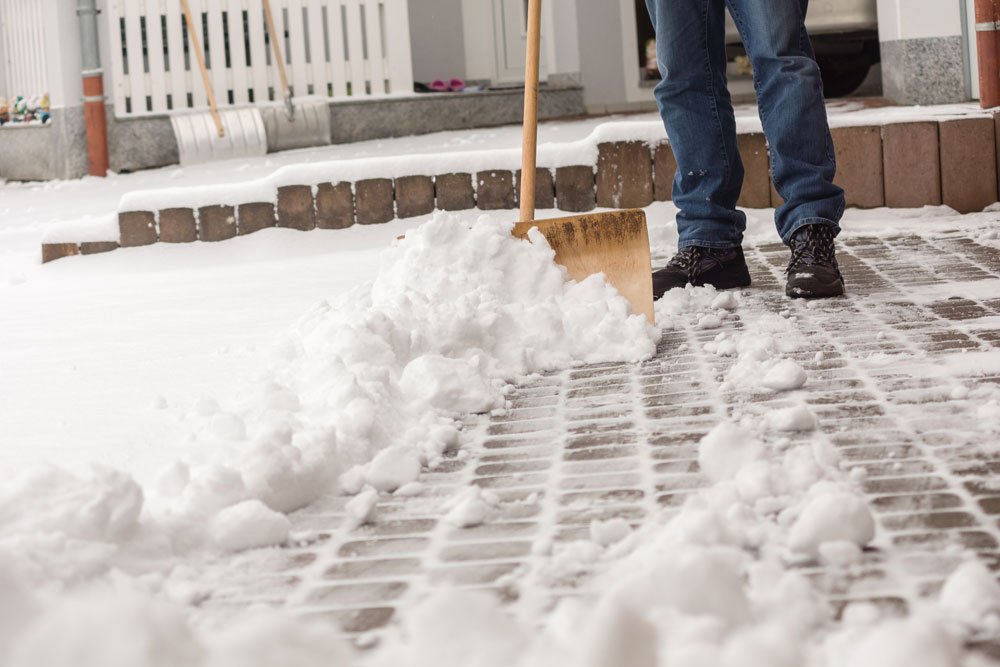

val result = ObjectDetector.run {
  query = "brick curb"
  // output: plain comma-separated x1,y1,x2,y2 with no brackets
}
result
40,118,1000,262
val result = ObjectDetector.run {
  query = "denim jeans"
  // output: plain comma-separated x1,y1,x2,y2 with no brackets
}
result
644,0,845,249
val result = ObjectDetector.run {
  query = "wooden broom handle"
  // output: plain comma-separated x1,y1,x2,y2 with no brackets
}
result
262,0,292,98
180,0,224,137
518,0,543,223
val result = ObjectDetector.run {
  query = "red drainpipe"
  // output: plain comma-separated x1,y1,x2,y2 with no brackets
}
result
77,0,109,176
976,0,1000,108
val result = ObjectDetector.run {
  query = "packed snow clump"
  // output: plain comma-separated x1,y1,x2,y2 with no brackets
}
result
1,213,656,588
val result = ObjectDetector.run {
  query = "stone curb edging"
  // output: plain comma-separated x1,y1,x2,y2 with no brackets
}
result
41,116,1000,263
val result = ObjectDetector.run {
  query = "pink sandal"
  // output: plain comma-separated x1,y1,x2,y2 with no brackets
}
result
429,79,448,92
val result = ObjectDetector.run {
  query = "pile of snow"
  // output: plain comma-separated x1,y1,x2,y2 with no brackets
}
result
1,212,657,663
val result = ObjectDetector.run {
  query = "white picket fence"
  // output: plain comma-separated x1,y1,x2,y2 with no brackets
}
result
105,0,414,117
0,0,49,98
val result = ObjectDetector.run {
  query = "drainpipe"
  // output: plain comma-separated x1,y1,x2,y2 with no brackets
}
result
77,0,108,176
975,0,1000,108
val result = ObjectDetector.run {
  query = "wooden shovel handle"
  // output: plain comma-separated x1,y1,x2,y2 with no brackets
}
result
262,0,292,99
180,0,224,137
518,0,543,223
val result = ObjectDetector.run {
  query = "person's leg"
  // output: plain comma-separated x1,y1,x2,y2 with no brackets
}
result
645,0,752,297
724,0,845,243
645,0,745,250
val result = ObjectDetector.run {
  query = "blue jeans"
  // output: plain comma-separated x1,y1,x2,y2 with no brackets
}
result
644,0,845,249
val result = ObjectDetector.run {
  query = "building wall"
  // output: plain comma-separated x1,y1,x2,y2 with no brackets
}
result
876,0,968,104
576,0,629,113
408,0,467,83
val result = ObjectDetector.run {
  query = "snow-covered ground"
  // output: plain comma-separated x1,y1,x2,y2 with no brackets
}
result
3,107,1000,666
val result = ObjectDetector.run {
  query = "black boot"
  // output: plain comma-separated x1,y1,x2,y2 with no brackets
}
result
653,246,751,299
785,224,845,299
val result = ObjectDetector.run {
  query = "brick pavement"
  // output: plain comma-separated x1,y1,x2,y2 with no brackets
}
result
185,229,1000,657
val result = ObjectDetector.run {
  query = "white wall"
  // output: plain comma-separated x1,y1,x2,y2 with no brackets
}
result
42,0,82,109
875,0,962,41
409,0,467,82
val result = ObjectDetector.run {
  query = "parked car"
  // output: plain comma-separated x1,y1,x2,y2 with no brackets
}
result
725,0,880,97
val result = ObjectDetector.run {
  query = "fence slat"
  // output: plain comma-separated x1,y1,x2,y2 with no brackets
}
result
323,0,348,97
164,0,188,110
186,0,208,108
284,0,309,96
305,0,328,97
361,0,385,95
382,0,412,96
124,0,148,113
225,0,250,104
146,0,169,112
206,0,229,104
343,0,366,96
246,1,270,102
104,0,128,114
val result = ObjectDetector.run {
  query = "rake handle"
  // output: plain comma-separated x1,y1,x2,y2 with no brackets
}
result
518,0,543,223
181,0,224,137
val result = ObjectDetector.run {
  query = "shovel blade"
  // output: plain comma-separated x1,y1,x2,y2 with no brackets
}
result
513,209,655,324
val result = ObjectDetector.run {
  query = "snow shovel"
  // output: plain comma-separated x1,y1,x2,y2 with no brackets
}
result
260,0,331,152
511,0,654,324
172,0,267,165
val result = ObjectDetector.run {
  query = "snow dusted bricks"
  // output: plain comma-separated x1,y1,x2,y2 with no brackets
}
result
38,114,1000,263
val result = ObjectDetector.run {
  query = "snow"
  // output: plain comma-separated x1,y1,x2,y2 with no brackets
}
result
589,518,632,546
938,560,1000,633
209,500,291,552
5,108,1000,666
761,359,808,391
766,403,819,431
365,446,422,493
787,490,876,557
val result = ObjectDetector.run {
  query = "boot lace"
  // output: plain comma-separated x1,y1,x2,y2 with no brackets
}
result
668,247,730,284
787,225,837,274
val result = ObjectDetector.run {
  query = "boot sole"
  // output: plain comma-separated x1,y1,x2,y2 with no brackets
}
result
785,279,845,299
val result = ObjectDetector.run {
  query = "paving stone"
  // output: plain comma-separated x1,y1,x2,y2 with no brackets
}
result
476,170,516,210
555,165,596,212
41,243,79,263
158,208,197,243
306,581,408,605
355,178,395,225
515,168,555,210
394,175,434,219
435,173,475,210
653,142,676,201
596,141,653,208
940,117,998,214
315,182,355,229
276,185,316,230
118,211,157,247
236,202,276,235
439,541,532,562
881,122,942,208
832,125,884,208
198,205,237,242
181,227,1000,643
79,241,119,255
737,132,771,208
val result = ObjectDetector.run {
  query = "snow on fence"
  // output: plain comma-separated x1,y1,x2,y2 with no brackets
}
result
0,0,48,97
105,0,414,117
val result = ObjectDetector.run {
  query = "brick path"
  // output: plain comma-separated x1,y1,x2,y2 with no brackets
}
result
186,229,1000,657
